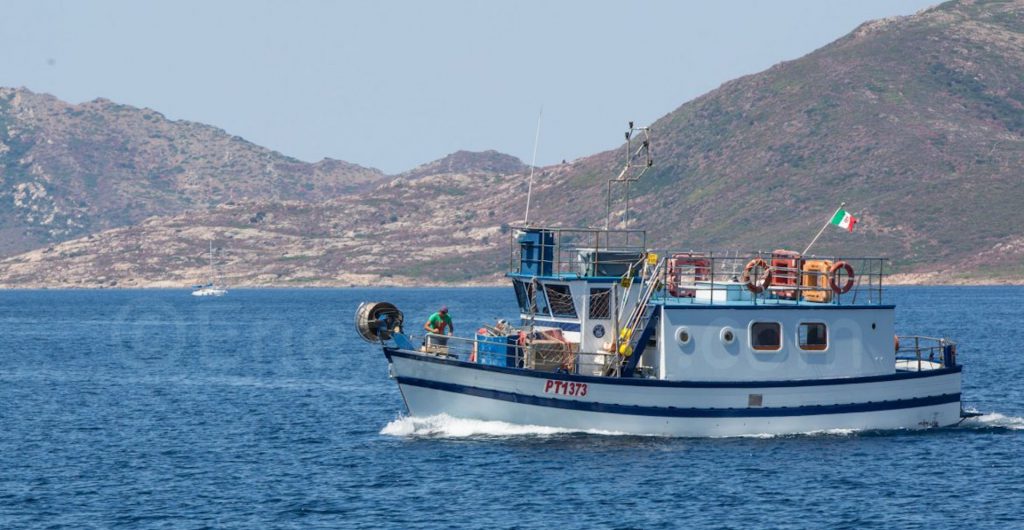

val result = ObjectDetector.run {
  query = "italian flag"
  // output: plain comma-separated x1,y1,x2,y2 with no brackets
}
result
830,208,858,232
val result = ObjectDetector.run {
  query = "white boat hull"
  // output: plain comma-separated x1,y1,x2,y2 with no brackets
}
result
386,349,962,437
192,288,227,297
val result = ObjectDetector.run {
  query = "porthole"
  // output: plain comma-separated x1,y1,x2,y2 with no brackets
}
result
872,323,877,330
720,327,735,345
676,327,691,344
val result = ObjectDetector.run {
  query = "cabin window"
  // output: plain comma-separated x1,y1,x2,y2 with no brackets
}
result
750,322,782,351
589,288,611,319
527,281,551,316
513,279,550,316
799,322,828,351
545,284,578,318
512,279,530,313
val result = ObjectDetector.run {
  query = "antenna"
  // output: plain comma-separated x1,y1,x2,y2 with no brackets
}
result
605,122,653,230
523,106,543,225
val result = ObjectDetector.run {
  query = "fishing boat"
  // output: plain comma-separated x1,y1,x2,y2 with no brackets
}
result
356,125,969,437
192,241,227,297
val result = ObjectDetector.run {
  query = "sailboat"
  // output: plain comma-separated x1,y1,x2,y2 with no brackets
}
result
191,241,227,297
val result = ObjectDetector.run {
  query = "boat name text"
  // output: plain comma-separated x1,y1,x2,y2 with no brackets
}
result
544,380,588,396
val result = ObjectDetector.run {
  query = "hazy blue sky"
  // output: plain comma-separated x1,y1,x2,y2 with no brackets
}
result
1,0,938,173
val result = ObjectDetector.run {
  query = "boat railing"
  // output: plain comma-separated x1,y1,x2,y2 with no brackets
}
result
650,252,889,306
414,332,617,375
508,225,647,277
507,226,889,305
405,332,955,376
895,335,958,370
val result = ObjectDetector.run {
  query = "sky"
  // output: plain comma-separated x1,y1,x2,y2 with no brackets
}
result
1,0,939,174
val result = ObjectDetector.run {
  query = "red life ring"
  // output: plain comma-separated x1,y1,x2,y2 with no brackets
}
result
741,258,772,294
828,261,855,294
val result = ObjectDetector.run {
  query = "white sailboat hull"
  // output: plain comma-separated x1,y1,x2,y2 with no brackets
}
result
191,287,227,297
192,241,227,296
386,349,962,437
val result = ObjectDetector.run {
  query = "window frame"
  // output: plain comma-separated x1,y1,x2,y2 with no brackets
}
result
512,279,530,313
749,321,783,352
528,281,551,317
797,321,829,352
544,283,578,318
588,287,611,319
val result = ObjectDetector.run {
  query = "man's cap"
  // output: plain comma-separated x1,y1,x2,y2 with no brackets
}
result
440,305,448,313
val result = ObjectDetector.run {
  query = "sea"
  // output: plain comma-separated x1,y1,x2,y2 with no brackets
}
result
1,287,1022,529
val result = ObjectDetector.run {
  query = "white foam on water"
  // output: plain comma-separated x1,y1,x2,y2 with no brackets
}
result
959,411,1024,430
724,432,779,439
819,428,859,436
380,415,869,439
380,414,627,438
723,428,859,439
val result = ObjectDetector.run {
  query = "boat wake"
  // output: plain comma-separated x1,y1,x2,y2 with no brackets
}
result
379,412,1024,439
379,415,866,439
380,414,627,438
726,428,860,439
957,411,1024,431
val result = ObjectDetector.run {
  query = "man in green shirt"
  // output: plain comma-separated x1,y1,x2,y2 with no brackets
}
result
424,306,454,336
423,304,456,351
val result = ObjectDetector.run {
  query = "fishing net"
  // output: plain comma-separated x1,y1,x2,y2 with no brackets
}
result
588,288,611,319
544,284,576,317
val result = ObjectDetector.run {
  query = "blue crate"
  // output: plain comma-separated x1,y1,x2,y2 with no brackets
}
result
475,334,516,367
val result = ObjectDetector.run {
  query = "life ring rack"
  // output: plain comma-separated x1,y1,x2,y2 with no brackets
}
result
828,261,855,294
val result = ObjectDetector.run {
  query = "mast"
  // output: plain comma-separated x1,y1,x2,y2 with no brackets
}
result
605,122,653,230
523,107,543,225
208,241,217,286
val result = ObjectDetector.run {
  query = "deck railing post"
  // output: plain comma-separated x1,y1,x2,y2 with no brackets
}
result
915,336,921,372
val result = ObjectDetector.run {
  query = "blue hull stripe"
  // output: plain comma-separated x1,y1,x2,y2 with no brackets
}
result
661,303,895,310
396,376,960,418
384,348,961,389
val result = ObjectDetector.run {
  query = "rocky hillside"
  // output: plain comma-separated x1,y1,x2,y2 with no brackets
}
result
0,157,527,287
3,0,1024,287
537,0,1024,278
399,150,527,181
0,88,387,256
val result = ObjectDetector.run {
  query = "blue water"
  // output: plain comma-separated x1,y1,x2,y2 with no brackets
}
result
1,287,1022,529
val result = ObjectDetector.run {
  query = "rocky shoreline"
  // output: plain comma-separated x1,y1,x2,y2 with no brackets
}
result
3,273,1021,289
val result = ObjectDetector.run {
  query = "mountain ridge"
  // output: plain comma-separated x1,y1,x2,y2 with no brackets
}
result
517,0,1024,274
3,0,1024,287
0,86,389,256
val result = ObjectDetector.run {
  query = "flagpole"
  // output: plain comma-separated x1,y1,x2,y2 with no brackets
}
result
802,202,845,256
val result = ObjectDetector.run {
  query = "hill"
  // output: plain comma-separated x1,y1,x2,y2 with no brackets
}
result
0,87,387,256
0,159,526,287
534,0,1024,278
3,0,1024,287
